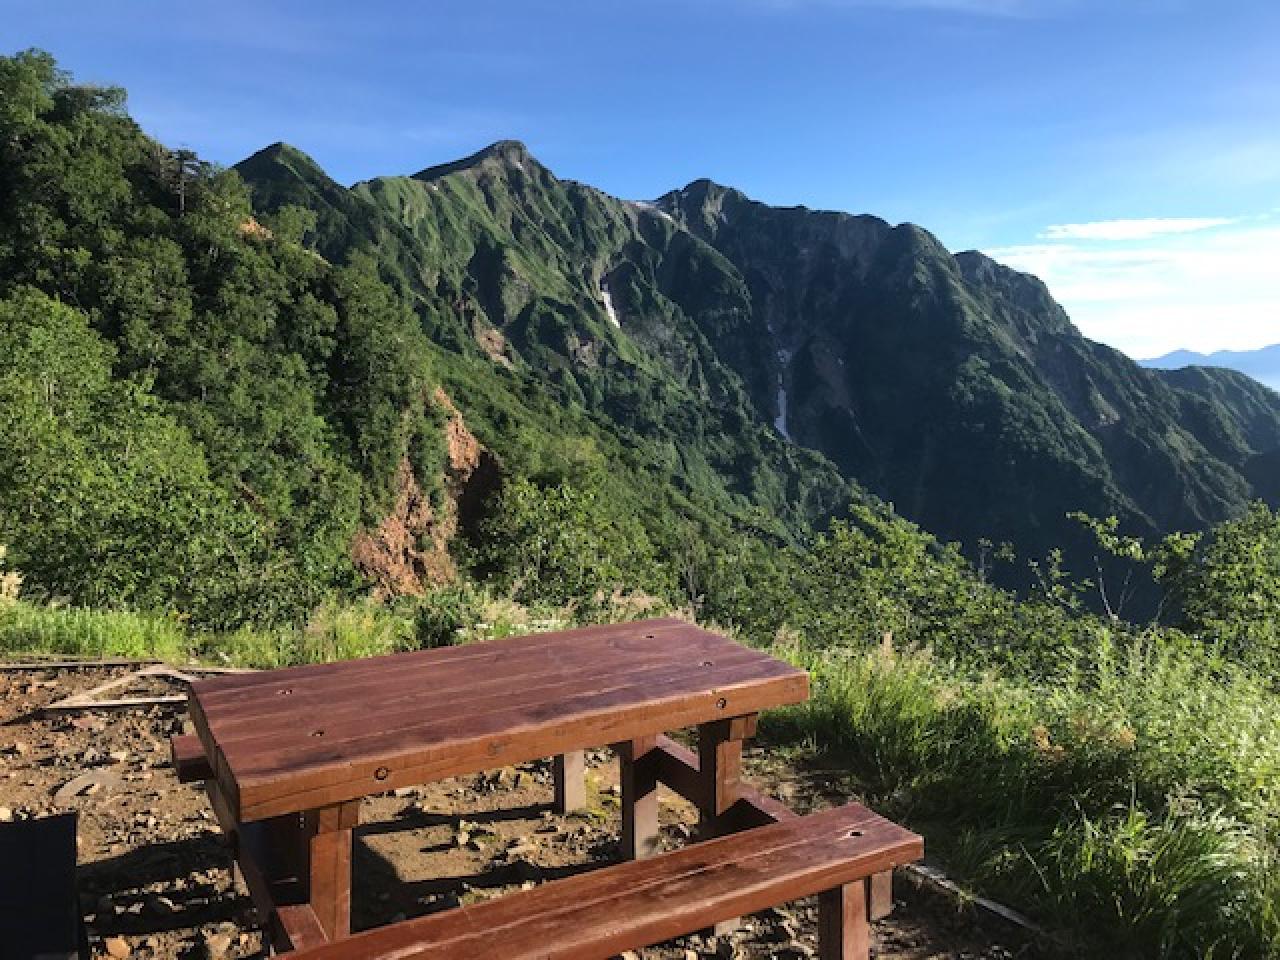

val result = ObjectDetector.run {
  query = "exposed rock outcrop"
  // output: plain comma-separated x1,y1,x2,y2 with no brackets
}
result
351,389,499,598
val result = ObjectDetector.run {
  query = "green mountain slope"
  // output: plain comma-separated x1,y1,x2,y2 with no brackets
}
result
656,180,1280,564
237,140,858,543
239,141,1280,579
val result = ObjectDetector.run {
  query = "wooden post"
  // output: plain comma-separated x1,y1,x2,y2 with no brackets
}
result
696,714,756,835
697,714,756,934
553,750,586,814
306,800,359,940
616,736,660,860
819,880,870,960
868,870,894,921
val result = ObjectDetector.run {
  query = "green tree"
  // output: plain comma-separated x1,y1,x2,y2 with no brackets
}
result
0,288,272,623
1179,502,1280,666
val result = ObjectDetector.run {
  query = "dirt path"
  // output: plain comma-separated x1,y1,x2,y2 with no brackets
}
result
1,665,1038,959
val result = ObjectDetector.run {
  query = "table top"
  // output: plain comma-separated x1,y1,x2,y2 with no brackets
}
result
189,618,809,822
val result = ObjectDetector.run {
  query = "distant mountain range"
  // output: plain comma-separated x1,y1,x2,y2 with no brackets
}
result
1142,345,1280,393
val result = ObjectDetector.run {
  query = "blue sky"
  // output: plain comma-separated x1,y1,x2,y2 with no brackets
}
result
6,0,1279,356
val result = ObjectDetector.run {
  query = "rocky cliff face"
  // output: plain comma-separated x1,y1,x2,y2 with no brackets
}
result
351,389,498,597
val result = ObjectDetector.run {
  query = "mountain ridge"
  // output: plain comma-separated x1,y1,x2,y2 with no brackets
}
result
235,139,1280,582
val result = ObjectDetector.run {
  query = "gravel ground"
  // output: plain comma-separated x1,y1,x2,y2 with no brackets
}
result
1,664,1039,959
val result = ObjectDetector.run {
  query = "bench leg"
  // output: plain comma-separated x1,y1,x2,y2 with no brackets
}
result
306,801,360,941
616,736,660,860
819,880,870,960
553,751,586,814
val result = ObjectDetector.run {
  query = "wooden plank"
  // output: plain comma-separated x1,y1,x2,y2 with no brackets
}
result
616,736,660,860
203,782,278,924
651,735,896,919
651,735,708,809
206,634,766,752
221,651,797,777
170,734,214,783
287,802,921,960
0,657,160,669
552,751,586,814
652,735,798,827
193,618,691,703
198,631,706,734
186,620,808,822
219,654,783,778
204,781,329,952
44,694,186,710
819,881,870,960
233,669,808,821
697,716,754,934
698,717,751,829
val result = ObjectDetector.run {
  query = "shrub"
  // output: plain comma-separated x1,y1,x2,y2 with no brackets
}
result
412,585,484,648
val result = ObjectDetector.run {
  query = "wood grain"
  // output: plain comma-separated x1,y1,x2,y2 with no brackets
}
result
169,734,213,783
187,619,808,821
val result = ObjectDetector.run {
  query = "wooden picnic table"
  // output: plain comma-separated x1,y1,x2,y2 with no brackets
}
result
177,617,920,958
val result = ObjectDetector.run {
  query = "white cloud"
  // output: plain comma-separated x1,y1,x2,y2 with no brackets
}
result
1039,217,1238,241
986,218,1280,358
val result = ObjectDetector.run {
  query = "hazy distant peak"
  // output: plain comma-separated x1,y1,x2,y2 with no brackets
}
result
1142,343,1280,392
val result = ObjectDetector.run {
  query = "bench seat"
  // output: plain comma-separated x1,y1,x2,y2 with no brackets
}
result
171,733,214,783
289,802,922,960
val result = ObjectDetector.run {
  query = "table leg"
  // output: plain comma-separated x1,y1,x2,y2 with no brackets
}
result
819,880,870,960
698,714,756,935
616,736,660,860
553,751,586,814
696,714,756,836
868,869,894,921
306,800,359,940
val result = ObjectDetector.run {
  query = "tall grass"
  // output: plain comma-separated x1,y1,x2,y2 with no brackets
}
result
782,640,1280,956
0,586,593,669
0,602,191,660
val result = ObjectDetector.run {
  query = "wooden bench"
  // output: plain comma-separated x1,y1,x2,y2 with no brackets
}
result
285,802,922,960
173,620,923,957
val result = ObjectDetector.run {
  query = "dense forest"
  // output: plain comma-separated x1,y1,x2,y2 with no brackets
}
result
3,50,1280,957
